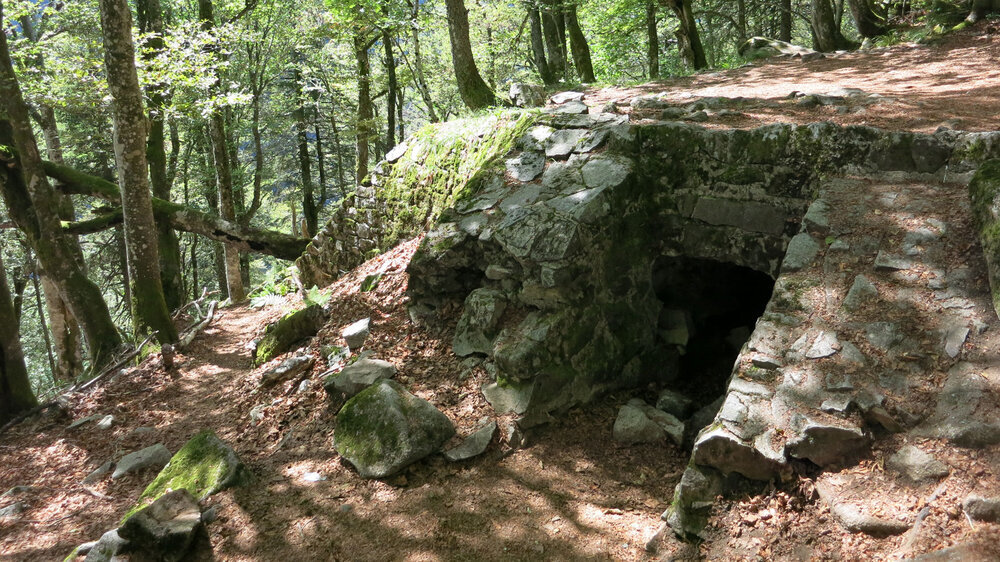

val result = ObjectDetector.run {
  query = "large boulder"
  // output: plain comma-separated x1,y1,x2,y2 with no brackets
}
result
134,431,247,510
334,380,455,478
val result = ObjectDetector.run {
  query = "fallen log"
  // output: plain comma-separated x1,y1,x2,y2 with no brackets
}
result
45,161,310,261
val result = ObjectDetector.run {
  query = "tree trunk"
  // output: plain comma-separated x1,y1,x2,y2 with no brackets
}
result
407,0,440,123
646,1,659,80
0,251,36,424
199,0,245,303
30,270,57,382
737,0,748,45
137,0,183,312
445,0,496,109
780,0,792,42
294,65,317,237
40,274,82,382
664,0,707,70
811,0,857,51
383,28,398,151
99,0,178,343
528,7,556,85
540,9,565,81
847,0,885,38
354,32,373,183
0,9,122,369
564,6,595,83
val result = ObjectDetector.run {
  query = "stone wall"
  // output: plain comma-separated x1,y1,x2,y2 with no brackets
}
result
296,113,538,288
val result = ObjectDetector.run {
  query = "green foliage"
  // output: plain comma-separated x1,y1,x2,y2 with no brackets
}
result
304,285,332,306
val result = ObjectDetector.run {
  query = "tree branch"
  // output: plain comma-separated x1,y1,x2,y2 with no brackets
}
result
43,161,311,261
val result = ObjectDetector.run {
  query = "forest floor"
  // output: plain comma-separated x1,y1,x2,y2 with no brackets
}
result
3,24,1000,562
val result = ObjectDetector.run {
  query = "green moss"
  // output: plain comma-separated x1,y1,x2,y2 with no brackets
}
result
334,383,403,469
375,111,539,250
137,341,161,364
254,304,326,365
123,430,247,522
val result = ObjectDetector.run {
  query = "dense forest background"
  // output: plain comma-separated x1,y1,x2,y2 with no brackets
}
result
0,0,987,418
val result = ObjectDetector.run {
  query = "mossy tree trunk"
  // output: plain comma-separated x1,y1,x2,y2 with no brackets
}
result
780,0,792,41
540,7,566,82
0,251,36,425
354,32,373,183
137,0,184,311
0,5,123,369
445,0,496,110
99,0,178,343
564,6,595,83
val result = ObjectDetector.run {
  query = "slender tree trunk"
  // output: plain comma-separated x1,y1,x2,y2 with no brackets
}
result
0,251,36,424
354,32,373,182
407,0,440,123
30,270,56,382
99,0,178,343
737,0,748,45
137,0,183,311
444,0,496,109
294,65,317,237
0,10,122,369
528,7,555,85
780,0,792,41
646,2,659,79
32,106,85,380
564,6,595,83
200,0,245,303
331,111,347,199
383,27,397,151
315,124,327,207
541,9,566,81
40,274,82,382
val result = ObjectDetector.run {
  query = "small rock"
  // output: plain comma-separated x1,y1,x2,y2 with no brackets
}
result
550,91,585,104
200,505,219,524
829,502,910,536
806,331,841,359
802,199,831,234
249,404,266,423
83,529,128,562
962,495,1000,522
112,444,172,480
786,419,868,468
82,461,113,485
96,414,115,431
943,324,969,358
259,354,315,388
549,101,588,114
443,421,497,461
682,110,709,122
68,414,102,429
118,489,202,562
323,358,397,399
843,275,878,311
385,142,409,163
781,233,820,272
506,151,545,182
343,318,371,350
887,445,949,482
0,501,25,521
613,404,665,444
874,251,912,271
655,389,694,419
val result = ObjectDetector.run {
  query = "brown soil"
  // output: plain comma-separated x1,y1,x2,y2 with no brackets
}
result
4,25,1000,562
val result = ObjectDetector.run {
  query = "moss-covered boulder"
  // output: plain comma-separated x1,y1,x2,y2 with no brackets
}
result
334,380,455,478
969,159,1000,318
118,489,202,562
254,304,326,365
128,431,247,519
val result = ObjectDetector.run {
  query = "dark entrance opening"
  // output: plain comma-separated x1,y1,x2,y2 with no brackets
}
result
652,256,775,408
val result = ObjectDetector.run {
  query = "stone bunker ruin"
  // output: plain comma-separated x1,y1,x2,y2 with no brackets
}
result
297,102,1000,538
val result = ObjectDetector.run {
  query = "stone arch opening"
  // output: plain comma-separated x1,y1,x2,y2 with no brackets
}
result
651,256,775,408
